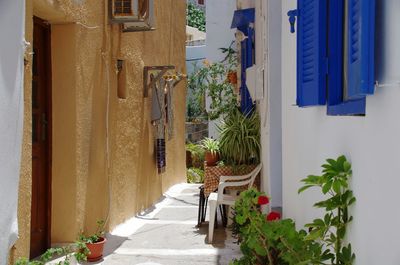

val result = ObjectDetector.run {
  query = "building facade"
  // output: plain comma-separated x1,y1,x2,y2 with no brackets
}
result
253,0,400,264
6,0,186,263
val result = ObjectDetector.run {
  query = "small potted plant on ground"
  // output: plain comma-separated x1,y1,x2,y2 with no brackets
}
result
77,220,106,262
200,137,220,166
15,243,89,265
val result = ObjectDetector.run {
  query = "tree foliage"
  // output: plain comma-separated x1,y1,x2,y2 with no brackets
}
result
187,3,206,32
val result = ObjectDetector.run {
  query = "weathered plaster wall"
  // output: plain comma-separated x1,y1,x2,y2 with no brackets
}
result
8,1,34,264
11,0,186,260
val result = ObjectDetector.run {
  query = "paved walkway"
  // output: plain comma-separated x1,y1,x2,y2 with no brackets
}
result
99,183,241,265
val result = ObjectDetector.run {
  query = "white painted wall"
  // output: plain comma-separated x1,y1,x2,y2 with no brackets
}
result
281,1,400,264
0,0,25,263
257,0,282,208
205,0,236,138
186,45,206,75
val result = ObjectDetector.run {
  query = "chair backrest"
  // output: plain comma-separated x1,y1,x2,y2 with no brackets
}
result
217,164,263,199
247,163,262,189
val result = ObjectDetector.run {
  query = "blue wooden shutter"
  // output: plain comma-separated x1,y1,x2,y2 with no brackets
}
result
296,0,327,107
240,26,255,114
347,0,375,99
327,0,366,116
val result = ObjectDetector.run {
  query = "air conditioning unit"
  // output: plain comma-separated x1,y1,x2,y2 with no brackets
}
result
109,0,155,32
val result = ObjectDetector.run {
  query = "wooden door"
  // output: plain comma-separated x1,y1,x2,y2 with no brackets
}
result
30,17,52,259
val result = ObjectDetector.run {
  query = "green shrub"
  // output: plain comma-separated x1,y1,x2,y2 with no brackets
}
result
200,137,220,154
186,142,205,168
231,189,325,265
15,242,89,265
231,155,356,265
299,155,356,265
187,3,206,32
187,167,205,183
189,61,237,121
219,108,260,165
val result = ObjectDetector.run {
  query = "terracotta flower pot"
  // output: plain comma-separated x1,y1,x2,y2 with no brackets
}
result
205,151,219,166
227,71,237,84
86,237,106,262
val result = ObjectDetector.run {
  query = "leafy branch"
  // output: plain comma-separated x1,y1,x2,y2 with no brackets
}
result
299,155,356,265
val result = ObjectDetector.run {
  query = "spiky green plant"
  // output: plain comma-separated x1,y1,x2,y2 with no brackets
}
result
200,137,220,155
218,108,260,165
186,142,205,168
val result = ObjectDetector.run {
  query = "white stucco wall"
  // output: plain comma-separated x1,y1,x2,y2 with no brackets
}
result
281,1,400,264
257,0,282,208
0,1,25,263
205,0,236,138
186,45,206,75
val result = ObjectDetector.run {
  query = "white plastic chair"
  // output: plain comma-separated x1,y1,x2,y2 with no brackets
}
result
207,164,262,243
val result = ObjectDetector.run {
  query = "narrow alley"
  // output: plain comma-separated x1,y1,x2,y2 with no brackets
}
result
101,184,241,265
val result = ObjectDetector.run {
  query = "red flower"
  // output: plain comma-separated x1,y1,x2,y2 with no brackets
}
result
257,196,270,205
266,211,281,221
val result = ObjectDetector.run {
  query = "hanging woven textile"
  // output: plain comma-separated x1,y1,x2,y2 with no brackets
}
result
153,78,167,174
145,66,185,174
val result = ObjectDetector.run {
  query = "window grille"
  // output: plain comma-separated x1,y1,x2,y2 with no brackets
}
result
113,0,133,16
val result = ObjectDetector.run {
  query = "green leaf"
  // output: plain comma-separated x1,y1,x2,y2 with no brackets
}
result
326,158,338,169
348,197,356,205
298,185,314,194
312,218,325,227
336,155,347,170
322,180,333,194
254,244,267,256
332,180,341,194
343,161,351,172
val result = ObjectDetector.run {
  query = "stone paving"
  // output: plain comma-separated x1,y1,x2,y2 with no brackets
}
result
96,183,242,265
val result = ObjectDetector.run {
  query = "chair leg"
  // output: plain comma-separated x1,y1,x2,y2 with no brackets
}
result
197,188,204,226
208,200,217,244
221,205,228,227
202,197,208,222
219,205,226,227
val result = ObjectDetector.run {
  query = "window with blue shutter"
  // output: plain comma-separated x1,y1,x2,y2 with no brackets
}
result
240,26,255,114
231,8,255,115
346,0,375,99
289,0,375,115
291,0,327,107
327,0,375,116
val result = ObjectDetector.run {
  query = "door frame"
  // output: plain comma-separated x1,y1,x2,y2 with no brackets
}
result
32,16,53,253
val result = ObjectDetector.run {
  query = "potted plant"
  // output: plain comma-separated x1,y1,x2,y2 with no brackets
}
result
220,44,238,85
200,137,220,166
218,108,260,166
189,60,237,121
77,220,106,262
227,70,237,85
15,243,89,265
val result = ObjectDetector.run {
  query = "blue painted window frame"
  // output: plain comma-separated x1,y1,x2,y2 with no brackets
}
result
327,0,366,116
290,0,375,116
295,0,327,107
239,25,255,114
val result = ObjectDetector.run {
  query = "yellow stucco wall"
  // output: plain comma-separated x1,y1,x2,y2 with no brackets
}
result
10,0,186,262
